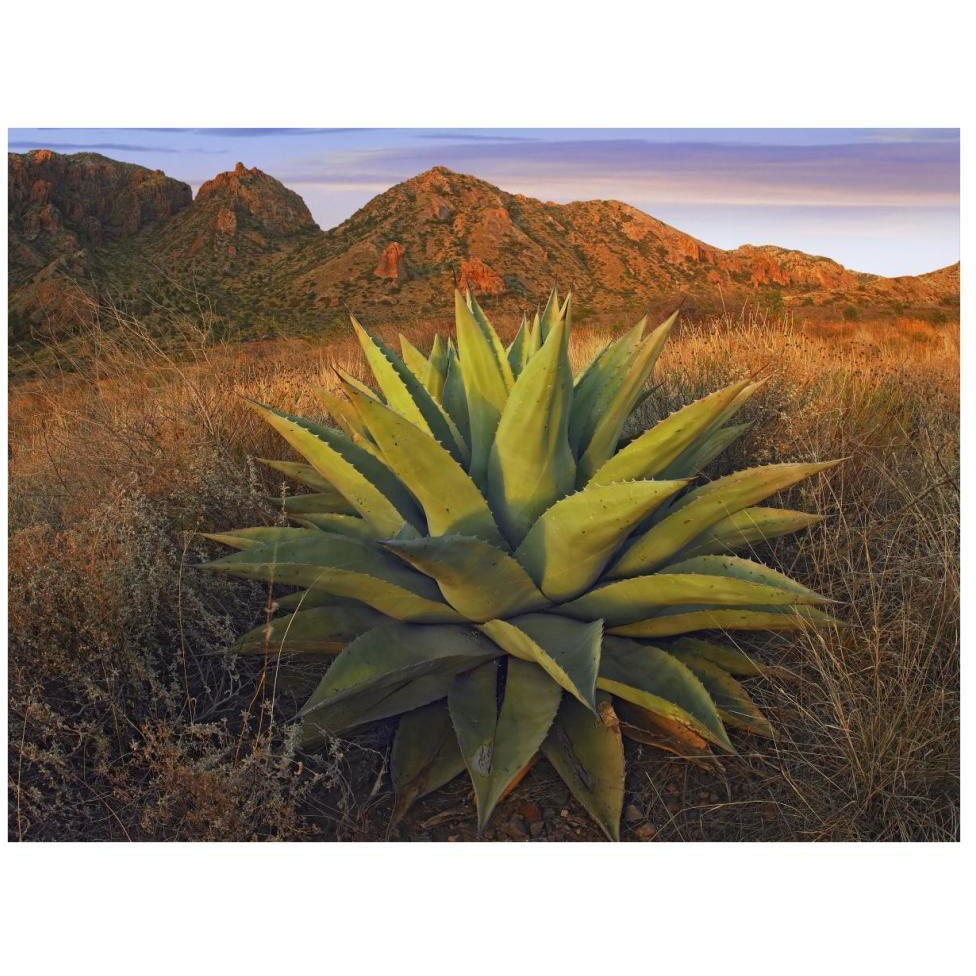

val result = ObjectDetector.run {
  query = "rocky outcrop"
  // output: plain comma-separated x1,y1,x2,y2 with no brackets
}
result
194,162,317,237
8,150,191,254
374,241,408,280
459,257,505,295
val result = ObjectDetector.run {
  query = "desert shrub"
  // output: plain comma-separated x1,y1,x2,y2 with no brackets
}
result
843,304,860,322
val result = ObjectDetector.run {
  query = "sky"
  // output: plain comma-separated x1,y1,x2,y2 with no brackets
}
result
8,128,959,277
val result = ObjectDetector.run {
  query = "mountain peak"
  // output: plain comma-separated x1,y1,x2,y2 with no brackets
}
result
194,163,317,236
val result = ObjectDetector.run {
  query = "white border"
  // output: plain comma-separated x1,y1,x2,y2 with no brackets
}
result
2,1,969,973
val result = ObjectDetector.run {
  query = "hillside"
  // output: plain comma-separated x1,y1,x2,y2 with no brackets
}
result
7,151,960,350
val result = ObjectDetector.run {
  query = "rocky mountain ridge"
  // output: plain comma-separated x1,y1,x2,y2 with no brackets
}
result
8,151,960,346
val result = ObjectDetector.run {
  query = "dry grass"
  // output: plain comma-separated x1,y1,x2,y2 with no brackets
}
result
7,307,959,841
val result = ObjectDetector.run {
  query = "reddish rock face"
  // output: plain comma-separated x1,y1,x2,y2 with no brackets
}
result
194,162,317,237
8,149,192,249
459,257,505,295
374,242,408,280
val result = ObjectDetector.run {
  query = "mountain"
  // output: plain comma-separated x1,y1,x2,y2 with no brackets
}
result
7,152,960,349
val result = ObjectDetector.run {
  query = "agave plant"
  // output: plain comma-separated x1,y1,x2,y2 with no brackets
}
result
202,290,839,839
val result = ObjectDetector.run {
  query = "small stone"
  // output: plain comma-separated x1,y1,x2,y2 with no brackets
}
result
560,808,570,819
505,817,529,839
520,800,542,822
634,823,658,841
623,804,643,823
529,821,545,839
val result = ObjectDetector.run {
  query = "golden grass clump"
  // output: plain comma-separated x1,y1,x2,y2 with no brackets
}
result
7,308,959,841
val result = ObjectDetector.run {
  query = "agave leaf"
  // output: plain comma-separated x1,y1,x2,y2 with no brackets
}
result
391,701,466,824
441,342,471,446
385,535,550,622
399,334,433,384
515,479,687,602
541,692,625,841
246,400,422,537
661,422,752,480
537,288,561,343
299,622,500,727
313,386,373,443
614,699,717,766
577,313,678,483
610,460,841,577
427,334,449,400
449,658,561,832
670,636,763,676
658,381,762,482
674,507,823,560
568,318,645,454
478,614,601,712
232,605,387,655
290,513,380,539
659,554,830,602
486,318,576,546
351,316,466,464
280,492,358,516
559,571,827,627
608,604,840,638
527,311,542,358
468,293,516,391
668,653,773,737
597,636,733,752
302,671,462,745
588,380,751,486
274,589,372,612
200,534,464,623
256,457,335,493
506,315,530,377
202,526,321,551
344,384,506,548
454,290,512,486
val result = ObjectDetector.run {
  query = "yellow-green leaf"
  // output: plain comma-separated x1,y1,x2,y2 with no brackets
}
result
246,400,421,537
344,384,506,548
454,290,511,486
450,658,562,832
588,380,750,486
577,313,677,483
608,605,840,638
384,535,550,622
610,460,841,577
232,605,387,655
514,479,687,602
541,692,624,841
558,571,827,626
256,457,334,492
486,318,575,546
597,636,733,752
667,652,773,737
674,507,823,560
670,637,763,676
200,534,463,623
478,614,601,712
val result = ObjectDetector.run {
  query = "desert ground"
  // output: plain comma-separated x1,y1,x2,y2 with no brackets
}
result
8,307,959,841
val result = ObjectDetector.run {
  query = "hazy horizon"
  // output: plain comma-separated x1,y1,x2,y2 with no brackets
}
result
7,127,960,277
